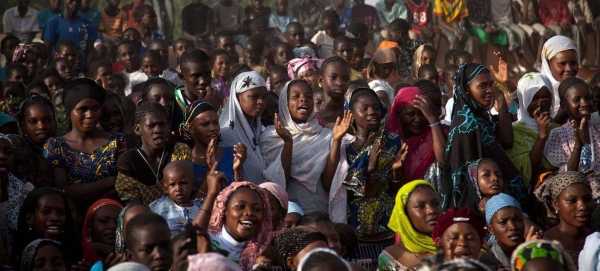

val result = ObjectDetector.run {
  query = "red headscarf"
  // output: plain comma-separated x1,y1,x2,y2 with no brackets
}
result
432,207,486,242
386,87,436,182
82,199,124,243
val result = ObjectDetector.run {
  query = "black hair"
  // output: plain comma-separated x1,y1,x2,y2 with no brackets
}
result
125,212,169,250
86,59,112,78
322,9,341,25
333,35,351,49
173,38,194,50
135,101,168,125
228,63,253,86
591,73,600,89
12,187,81,268
350,38,365,48
442,64,458,79
558,77,588,102
182,99,217,142
444,49,457,65
301,251,349,271
319,56,349,75
212,49,230,59
6,63,28,79
452,50,472,64
285,22,303,33
414,79,441,94
417,64,439,78
139,77,183,131
25,81,52,98
1,35,20,49
214,31,234,43
270,64,288,76
347,87,379,110
298,212,334,227
346,22,368,42
149,38,168,48
117,40,139,54
122,27,141,37
134,4,155,22
334,223,358,260
55,39,78,54
389,18,410,33
142,49,164,65
247,34,266,52
179,48,210,69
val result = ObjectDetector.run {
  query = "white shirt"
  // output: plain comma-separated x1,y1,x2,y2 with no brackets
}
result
3,7,39,42
120,70,148,96
209,227,246,264
161,69,182,86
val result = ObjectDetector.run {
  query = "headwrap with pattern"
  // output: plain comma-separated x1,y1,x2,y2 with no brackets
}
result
20,239,64,271
511,240,576,271
12,43,39,63
274,225,328,269
533,171,590,220
287,56,323,80
82,199,124,243
432,207,486,243
485,193,522,224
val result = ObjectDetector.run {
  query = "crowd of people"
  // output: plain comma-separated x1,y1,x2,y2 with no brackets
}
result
1,0,600,270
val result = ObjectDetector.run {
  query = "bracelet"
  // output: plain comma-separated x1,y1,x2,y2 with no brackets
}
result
429,121,441,127
199,208,211,214
235,175,244,180
498,110,510,115
509,90,518,100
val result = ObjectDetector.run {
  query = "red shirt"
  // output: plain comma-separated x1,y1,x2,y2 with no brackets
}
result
406,0,429,34
539,0,570,26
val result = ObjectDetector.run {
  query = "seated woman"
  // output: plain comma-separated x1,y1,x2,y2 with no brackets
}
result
544,77,600,199
366,49,401,105
19,239,68,271
442,63,524,210
82,199,123,259
273,226,328,271
534,171,595,268
338,88,407,242
260,79,351,215
379,180,442,271
511,240,577,271
219,71,268,183
43,78,129,205
181,100,246,192
505,72,555,186
386,87,446,189
17,95,56,155
116,102,191,205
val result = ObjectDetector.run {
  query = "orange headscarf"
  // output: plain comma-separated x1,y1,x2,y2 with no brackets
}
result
82,199,124,243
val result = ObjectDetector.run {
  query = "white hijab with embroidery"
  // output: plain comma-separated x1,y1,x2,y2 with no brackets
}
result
515,72,553,133
540,35,579,117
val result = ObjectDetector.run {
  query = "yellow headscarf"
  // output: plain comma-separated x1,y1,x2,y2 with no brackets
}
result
388,180,437,254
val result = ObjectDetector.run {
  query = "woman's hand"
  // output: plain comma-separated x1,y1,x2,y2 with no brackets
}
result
274,113,293,142
413,95,438,124
533,108,551,140
571,117,589,146
368,139,382,173
332,110,353,141
206,162,227,196
233,143,247,172
206,139,217,170
489,52,509,84
525,226,543,241
391,143,409,170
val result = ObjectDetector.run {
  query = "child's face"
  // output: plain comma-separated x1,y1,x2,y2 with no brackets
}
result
163,168,195,205
313,91,324,111
43,75,62,95
323,18,340,38
56,46,78,67
127,224,173,271
251,0,263,9
443,72,455,89
374,62,394,80
285,26,305,48
287,82,314,123
298,70,318,90
237,87,268,118
350,46,365,71
181,61,212,100
135,112,169,149
244,44,262,65
149,42,169,67
261,94,279,126
144,83,174,117
21,103,55,145
118,44,141,72
320,62,350,99
8,70,27,84
33,244,67,271
212,54,231,80
314,221,342,255
22,51,39,78
29,193,66,239
421,49,437,65
139,11,158,30
276,0,287,13
269,71,290,94
477,160,503,197
224,187,264,241
55,59,74,81
100,98,124,132
1,39,19,61
141,56,162,78
95,65,115,91
174,41,191,60
333,41,353,64
90,205,121,245
216,36,237,59
188,110,220,145
283,213,302,229
274,45,293,66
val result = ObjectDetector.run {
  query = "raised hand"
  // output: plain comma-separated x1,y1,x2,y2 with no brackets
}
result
206,162,226,195
391,143,409,170
206,139,217,170
533,108,551,140
274,113,293,142
525,226,543,241
489,52,509,84
571,117,589,145
413,95,438,124
368,139,382,173
332,110,353,141
233,143,247,172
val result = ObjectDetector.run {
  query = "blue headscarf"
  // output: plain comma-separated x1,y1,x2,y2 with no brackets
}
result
485,193,523,224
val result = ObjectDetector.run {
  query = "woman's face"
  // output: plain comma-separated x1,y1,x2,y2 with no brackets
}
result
406,186,442,235
488,206,525,249
32,244,67,271
237,87,267,119
549,49,579,82
439,222,481,261
29,193,66,239
224,187,264,242
0,138,14,179
298,70,319,90
553,183,594,228
100,98,124,133
526,86,552,118
23,104,55,145
89,205,121,245
398,104,427,138
561,84,593,121
144,83,174,117
265,191,284,230
477,160,503,198
189,110,220,146
136,112,169,150
467,72,494,108
374,62,394,80
288,82,314,123
70,98,101,133
23,51,39,77
351,94,382,131
421,50,436,65
320,62,350,100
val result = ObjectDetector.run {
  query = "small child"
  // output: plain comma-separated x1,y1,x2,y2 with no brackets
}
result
6,63,28,84
285,22,305,48
0,36,20,84
375,0,409,46
441,64,456,105
269,0,296,42
314,88,325,112
50,58,74,82
349,38,366,73
285,201,304,229
182,0,212,44
311,10,341,59
268,65,290,92
125,212,174,271
214,31,240,63
140,49,163,78
416,64,439,84
99,0,129,42
244,35,268,79
173,38,193,73
332,35,364,81
149,161,202,238
148,39,183,86
211,49,232,98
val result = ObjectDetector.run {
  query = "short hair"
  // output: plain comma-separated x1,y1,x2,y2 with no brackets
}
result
333,35,351,49
179,48,210,69
322,9,340,24
247,34,266,52
87,59,112,78
142,49,163,65
442,64,458,79
173,38,194,51
1,36,20,49
558,77,588,102
389,18,410,33
350,38,365,48
134,4,154,23
7,63,27,79
452,50,472,64
212,49,230,59
285,22,303,33
125,212,169,250
117,40,138,53
417,64,439,78
55,39,78,53
214,31,234,43
270,65,288,76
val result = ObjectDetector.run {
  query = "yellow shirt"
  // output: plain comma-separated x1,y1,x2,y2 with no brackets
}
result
350,68,364,81
433,0,468,25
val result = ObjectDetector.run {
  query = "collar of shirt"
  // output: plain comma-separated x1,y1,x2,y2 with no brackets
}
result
11,7,35,17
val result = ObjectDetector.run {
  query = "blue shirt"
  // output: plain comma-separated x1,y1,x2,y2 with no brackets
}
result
140,32,164,56
78,8,100,29
149,196,203,237
327,5,353,32
38,8,62,30
42,14,99,60
0,66,6,85
193,146,236,187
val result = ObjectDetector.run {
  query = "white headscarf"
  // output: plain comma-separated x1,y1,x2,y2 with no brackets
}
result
108,262,150,271
540,35,579,117
298,248,352,271
219,71,267,184
515,72,553,132
368,80,395,106
578,232,600,271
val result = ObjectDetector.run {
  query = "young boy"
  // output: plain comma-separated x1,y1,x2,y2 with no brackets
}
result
211,0,249,47
285,22,305,48
0,36,20,84
311,10,341,59
78,0,100,29
99,0,129,42
134,4,162,55
3,0,39,44
349,38,365,72
214,31,240,62
125,213,173,271
175,48,213,112
333,35,364,80
182,0,212,44
6,64,28,84
173,38,193,73
327,0,353,32
38,0,62,31
149,39,183,85
244,35,268,79
269,0,296,42
149,161,202,238
117,40,145,95
433,0,472,53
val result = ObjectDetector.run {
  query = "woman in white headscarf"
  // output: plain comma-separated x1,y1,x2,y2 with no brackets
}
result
504,72,556,185
540,35,579,123
259,79,352,214
578,232,600,271
220,71,268,184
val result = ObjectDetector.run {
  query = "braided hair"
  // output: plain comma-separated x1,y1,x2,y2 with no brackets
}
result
86,59,112,79
558,77,588,102
414,79,441,94
134,101,168,147
319,56,349,75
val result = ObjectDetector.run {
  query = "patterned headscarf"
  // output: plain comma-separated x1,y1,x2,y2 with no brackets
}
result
179,100,215,141
485,193,522,224
515,73,553,132
432,207,486,243
259,182,289,231
511,240,576,271
209,181,273,271
20,239,64,271
12,43,39,63
187,252,242,271
287,56,323,80
114,204,150,254
274,225,328,269
388,180,437,253
534,171,590,220
578,232,600,271
467,158,496,200
82,199,123,243
540,36,579,117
